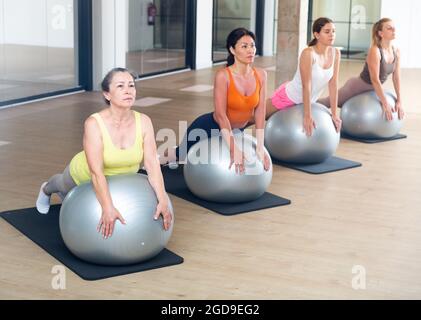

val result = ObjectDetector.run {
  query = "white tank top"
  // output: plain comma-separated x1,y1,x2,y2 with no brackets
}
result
285,47,336,104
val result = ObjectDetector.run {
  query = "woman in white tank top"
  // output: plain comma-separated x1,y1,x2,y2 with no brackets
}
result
266,17,342,137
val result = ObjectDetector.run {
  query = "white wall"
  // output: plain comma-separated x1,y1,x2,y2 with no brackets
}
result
262,0,275,56
0,0,4,44
115,0,128,67
195,0,213,69
250,0,256,34
1,0,73,48
299,0,309,55
381,0,421,68
92,0,128,90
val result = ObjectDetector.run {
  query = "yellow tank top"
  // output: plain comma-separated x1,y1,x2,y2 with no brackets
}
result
69,111,143,185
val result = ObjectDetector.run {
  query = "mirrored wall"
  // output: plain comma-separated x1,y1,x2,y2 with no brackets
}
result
310,0,381,59
127,0,189,77
212,0,257,62
0,0,79,105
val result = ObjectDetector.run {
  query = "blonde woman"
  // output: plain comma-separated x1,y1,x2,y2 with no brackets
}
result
319,18,404,121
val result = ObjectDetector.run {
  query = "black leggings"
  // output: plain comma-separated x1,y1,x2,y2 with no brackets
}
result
175,112,245,160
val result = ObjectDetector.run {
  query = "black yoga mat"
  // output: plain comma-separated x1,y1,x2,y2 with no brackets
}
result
153,165,291,215
0,205,183,281
341,133,407,144
272,156,362,174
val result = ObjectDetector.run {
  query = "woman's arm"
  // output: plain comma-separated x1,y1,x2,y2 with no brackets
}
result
83,116,126,239
253,68,270,170
142,114,172,230
328,47,342,131
213,69,245,174
213,69,234,141
392,48,404,119
300,48,316,136
367,46,393,121
253,68,267,143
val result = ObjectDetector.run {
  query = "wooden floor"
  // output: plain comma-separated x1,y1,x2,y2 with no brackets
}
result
1,57,421,299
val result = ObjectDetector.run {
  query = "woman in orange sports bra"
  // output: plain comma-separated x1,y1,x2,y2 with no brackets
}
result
164,28,270,174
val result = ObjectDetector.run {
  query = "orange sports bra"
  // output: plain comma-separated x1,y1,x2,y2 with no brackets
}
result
226,67,261,124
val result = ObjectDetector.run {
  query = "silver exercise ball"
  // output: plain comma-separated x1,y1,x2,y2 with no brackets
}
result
341,91,403,139
183,132,272,203
59,173,173,266
264,103,340,164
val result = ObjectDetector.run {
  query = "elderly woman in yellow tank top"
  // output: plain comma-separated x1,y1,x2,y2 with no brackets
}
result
36,68,172,238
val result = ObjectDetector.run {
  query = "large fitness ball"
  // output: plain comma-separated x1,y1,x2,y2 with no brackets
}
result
183,132,272,203
59,173,173,266
341,91,403,139
264,103,340,164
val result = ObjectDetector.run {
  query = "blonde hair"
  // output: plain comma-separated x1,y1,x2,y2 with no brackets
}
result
372,18,392,48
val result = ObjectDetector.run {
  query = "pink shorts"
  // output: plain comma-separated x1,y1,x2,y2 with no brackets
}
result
271,82,296,110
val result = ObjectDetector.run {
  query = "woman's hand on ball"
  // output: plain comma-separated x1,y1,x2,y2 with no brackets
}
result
229,146,246,175
382,101,394,121
395,100,404,120
154,200,172,231
331,114,342,132
303,115,316,137
256,148,271,171
97,206,126,239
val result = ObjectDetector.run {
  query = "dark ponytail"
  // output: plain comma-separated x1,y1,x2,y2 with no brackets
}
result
308,38,318,47
308,17,333,46
226,28,256,67
227,53,235,67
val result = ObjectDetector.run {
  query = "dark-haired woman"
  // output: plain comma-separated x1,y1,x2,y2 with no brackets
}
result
318,18,404,121
164,28,270,174
36,68,172,237
265,17,342,136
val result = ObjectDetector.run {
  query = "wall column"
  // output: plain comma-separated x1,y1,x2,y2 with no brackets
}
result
262,0,275,56
275,0,309,85
195,0,213,69
92,0,128,90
